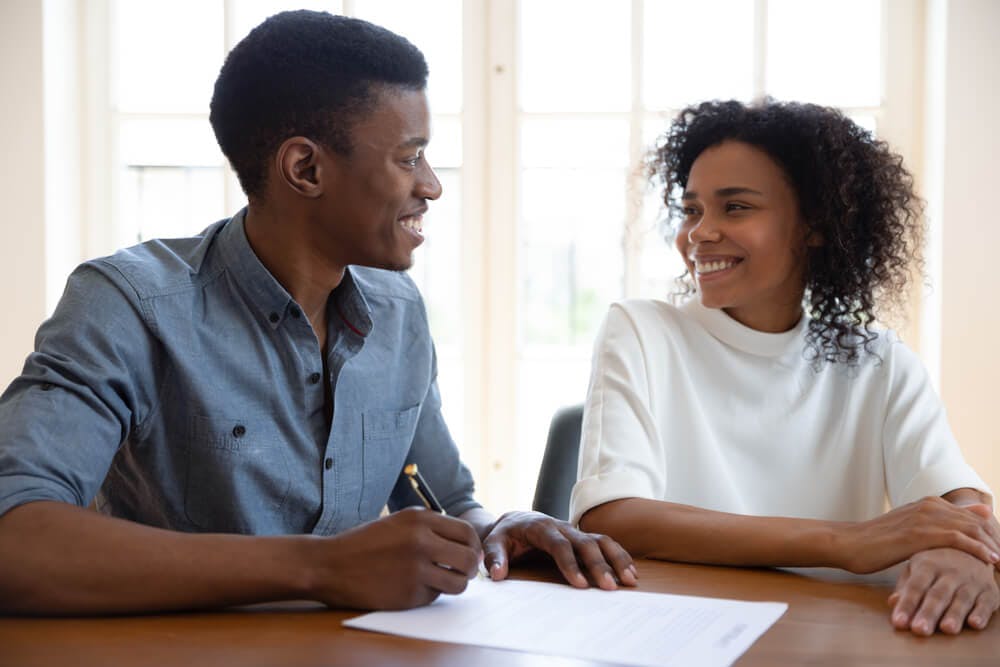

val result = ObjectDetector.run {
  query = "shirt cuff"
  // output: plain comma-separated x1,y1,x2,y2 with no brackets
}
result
569,470,655,526
444,499,482,518
898,460,993,506
0,485,77,519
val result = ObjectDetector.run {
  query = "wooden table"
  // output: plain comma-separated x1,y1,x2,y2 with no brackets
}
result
2,560,997,666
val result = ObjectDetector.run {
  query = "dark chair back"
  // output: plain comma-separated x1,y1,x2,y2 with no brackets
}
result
531,404,584,521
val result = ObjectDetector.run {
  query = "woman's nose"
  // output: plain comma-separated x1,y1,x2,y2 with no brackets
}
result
687,214,722,243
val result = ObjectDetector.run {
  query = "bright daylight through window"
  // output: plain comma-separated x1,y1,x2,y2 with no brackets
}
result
101,0,903,509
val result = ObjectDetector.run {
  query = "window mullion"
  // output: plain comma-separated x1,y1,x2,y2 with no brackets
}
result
457,0,489,500
482,0,519,510
623,0,644,299
753,0,768,98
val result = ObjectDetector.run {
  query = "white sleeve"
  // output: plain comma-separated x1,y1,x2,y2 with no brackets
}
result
569,303,667,525
882,340,991,506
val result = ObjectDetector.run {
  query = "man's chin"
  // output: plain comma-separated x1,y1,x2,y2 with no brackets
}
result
359,254,414,273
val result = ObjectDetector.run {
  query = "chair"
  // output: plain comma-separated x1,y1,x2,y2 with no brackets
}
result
531,404,584,521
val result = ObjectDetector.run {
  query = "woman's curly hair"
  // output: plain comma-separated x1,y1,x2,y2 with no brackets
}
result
648,99,924,366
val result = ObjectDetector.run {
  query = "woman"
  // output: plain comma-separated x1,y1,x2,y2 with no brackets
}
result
571,99,1000,635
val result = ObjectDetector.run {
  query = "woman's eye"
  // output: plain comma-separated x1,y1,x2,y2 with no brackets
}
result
726,202,750,212
681,206,700,217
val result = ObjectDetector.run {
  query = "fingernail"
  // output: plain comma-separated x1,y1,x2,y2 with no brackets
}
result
629,564,638,578
991,552,999,562
892,612,906,625
970,616,982,628
603,572,617,589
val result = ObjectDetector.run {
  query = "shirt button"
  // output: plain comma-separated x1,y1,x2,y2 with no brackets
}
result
40,383,54,391
232,424,246,438
324,458,333,470
308,372,322,385
289,306,301,319
268,312,280,324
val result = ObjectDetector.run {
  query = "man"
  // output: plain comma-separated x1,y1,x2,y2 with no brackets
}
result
0,11,635,614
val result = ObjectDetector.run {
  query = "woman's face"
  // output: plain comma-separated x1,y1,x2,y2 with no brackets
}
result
675,140,809,333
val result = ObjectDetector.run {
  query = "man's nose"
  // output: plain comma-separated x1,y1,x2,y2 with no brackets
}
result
416,160,443,201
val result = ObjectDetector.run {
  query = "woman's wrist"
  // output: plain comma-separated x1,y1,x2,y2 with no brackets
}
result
815,521,853,570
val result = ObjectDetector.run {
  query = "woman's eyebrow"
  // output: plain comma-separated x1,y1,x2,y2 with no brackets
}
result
682,186,764,200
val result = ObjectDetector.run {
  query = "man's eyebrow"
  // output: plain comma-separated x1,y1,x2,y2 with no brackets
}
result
682,186,763,200
399,137,429,149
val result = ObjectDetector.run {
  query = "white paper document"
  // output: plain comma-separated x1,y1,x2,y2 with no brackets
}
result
343,578,787,667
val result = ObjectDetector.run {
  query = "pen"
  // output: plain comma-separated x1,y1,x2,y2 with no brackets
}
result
404,463,445,514
403,463,489,580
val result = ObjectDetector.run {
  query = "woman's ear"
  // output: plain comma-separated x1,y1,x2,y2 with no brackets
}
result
805,224,824,248
275,136,323,198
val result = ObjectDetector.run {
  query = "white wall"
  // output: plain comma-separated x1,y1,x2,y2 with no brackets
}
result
926,0,1000,495
0,2,48,386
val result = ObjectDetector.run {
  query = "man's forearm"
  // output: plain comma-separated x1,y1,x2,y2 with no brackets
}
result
0,501,314,615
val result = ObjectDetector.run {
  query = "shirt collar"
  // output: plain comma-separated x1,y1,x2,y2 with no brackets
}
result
681,296,808,359
218,209,374,335
333,267,373,338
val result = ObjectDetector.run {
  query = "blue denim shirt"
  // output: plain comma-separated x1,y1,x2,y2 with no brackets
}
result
0,210,478,535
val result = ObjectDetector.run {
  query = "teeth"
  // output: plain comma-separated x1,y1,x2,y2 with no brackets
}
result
696,259,737,274
399,216,423,234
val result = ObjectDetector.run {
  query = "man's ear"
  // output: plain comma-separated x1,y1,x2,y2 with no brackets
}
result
275,136,324,198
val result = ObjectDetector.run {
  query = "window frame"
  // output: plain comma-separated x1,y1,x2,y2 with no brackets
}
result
81,0,925,510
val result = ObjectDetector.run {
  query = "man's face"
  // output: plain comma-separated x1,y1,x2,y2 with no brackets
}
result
317,86,442,272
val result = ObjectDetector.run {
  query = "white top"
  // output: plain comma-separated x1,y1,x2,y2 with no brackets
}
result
569,298,990,526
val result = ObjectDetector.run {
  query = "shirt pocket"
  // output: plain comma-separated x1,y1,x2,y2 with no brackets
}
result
185,414,290,534
359,404,421,520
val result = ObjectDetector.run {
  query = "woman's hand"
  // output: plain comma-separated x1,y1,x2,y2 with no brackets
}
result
838,497,1000,574
888,548,1000,635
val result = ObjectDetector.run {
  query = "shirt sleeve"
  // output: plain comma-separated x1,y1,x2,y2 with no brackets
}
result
569,303,666,525
387,311,479,517
0,262,162,518
882,339,991,506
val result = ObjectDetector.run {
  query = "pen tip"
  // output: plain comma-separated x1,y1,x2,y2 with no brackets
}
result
403,463,417,476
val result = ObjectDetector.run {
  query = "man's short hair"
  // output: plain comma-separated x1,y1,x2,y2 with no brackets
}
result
209,10,428,199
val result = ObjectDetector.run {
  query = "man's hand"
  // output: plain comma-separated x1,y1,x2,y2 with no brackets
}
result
311,507,482,610
479,510,637,590
838,497,1000,574
888,548,1000,636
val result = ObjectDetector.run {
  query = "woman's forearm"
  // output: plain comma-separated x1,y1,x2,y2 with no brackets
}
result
579,498,844,568
580,495,1000,573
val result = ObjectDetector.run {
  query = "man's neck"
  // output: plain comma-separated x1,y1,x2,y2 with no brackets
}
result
243,203,344,337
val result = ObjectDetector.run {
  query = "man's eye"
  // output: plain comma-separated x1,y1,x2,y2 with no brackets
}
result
726,202,750,212
681,206,700,217
404,151,424,168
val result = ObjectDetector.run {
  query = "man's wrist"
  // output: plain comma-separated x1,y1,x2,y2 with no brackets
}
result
459,507,498,543
281,534,326,601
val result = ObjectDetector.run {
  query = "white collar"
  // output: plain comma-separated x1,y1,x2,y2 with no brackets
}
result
680,296,808,359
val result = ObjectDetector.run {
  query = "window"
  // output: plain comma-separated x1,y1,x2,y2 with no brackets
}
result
90,0,919,509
